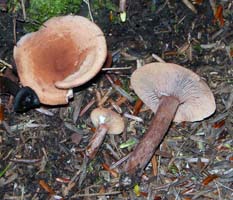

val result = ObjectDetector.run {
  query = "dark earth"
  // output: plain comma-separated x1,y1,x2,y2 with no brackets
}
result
1,0,233,199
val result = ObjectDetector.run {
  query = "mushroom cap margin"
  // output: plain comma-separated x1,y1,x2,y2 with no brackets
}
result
90,107,125,134
131,62,216,122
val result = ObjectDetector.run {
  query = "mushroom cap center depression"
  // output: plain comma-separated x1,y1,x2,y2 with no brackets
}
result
28,32,87,90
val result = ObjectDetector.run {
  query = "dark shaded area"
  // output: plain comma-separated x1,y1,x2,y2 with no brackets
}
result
13,86,40,112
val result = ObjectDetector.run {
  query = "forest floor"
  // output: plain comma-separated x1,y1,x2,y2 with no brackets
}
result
0,0,233,199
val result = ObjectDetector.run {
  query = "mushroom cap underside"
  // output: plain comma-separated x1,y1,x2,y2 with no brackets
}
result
14,15,107,105
91,108,125,135
131,62,216,122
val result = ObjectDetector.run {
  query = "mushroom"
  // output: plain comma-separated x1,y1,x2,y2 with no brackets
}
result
124,62,216,174
14,15,107,105
86,107,125,159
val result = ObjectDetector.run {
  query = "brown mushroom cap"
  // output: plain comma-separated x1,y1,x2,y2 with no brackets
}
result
131,62,216,122
90,108,125,134
14,15,107,105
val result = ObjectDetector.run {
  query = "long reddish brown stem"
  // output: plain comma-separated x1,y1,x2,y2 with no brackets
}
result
124,96,180,174
86,124,109,159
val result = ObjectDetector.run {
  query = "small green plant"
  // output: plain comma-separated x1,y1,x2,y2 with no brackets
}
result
92,0,119,23
26,0,82,31
7,0,21,13
193,44,203,54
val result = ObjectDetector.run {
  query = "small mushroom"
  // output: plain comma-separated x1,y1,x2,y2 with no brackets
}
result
124,62,216,174
14,15,107,105
86,107,125,159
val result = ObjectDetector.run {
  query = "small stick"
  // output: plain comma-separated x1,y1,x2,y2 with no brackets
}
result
20,0,26,20
182,0,197,14
133,99,143,116
0,100,4,124
98,88,113,107
39,180,56,195
110,153,131,169
105,74,134,103
71,191,121,198
79,98,95,117
119,0,126,12
10,158,41,164
115,96,127,106
151,155,158,176
109,100,122,114
102,163,119,178
102,66,132,71
0,59,12,69
152,54,166,63
123,113,143,122
105,143,121,160
209,0,216,13
13,16,17,45
72,92,85,123
83,0,94,22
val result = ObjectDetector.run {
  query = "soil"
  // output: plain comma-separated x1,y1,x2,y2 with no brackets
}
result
0,0,233,199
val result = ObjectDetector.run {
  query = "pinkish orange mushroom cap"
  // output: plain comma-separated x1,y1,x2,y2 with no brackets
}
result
131,62,216,123
14,15,107,105
91,108,125,135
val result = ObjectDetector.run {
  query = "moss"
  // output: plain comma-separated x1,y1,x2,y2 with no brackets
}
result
7,0,118,31
25,0,82,31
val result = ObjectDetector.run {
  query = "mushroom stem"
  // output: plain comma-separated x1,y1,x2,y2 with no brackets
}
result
124,95,180,174
86,124,109,159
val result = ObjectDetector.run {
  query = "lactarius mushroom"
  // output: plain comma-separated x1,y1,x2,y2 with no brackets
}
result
124,62,216,174
86,107,125,159
14,15,107,105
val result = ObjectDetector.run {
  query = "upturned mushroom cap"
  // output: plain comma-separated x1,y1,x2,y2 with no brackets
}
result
131,62,216,122
14,15,107,105
90,108,125,134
